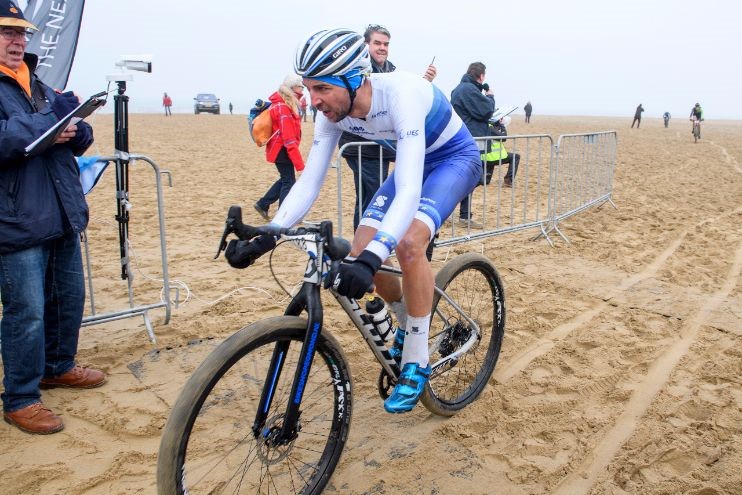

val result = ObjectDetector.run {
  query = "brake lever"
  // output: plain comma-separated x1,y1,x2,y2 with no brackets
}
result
214,205,242,259
214,219,234,259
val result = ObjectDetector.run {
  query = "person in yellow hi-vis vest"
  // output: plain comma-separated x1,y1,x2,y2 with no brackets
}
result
480,116,519,186
457,116,519,228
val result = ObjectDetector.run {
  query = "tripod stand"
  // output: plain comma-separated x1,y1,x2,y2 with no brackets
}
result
80,76,176,343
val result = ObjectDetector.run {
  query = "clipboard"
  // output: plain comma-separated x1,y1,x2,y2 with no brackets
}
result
24,90,108,157
489,105,519,123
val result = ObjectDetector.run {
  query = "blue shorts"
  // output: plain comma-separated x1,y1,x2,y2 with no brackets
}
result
360,145,481,238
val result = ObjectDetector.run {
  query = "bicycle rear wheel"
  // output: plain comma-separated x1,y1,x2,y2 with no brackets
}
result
421,253,505,416
157,316,353,495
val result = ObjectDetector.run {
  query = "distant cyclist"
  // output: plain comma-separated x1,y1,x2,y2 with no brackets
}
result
224,28,481,413
689,103,703,138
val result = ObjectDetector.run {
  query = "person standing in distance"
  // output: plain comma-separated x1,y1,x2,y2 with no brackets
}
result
631,103,644,128
338,24,437,230
225,29,481,413
162,92,172,116
0,0,105,435
524,100,532,123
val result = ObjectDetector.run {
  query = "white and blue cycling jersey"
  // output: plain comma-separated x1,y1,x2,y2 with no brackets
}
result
272,71,481,261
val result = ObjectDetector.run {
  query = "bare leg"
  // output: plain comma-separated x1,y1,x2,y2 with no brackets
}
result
349,225,402,303
393,220,433,318
350,221,432,316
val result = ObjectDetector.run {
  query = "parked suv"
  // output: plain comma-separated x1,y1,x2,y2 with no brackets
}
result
194,93,220,114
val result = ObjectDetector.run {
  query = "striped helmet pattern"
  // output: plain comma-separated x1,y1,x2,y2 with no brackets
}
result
294,28,371,78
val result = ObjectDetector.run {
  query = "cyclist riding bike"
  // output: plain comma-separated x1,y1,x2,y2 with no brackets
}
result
225,28,481,413
690,102,703,137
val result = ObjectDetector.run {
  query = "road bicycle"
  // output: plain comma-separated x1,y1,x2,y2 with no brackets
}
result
691,117,702,143
157,206,506,494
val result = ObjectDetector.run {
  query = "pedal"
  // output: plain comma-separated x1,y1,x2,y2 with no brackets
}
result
377,369,395,399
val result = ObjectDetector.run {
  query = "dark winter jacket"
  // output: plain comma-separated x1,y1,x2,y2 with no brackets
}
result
338,59,397,161
450,74,495,140
0,53,92,254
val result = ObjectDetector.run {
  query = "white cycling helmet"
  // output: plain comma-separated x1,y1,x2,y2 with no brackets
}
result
294,28,371,78
294,29,371,115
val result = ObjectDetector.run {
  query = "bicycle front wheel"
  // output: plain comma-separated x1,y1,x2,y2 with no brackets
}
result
421,253,505,416
157,316,353,495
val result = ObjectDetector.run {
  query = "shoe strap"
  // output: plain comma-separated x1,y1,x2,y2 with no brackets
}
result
398,377,420,388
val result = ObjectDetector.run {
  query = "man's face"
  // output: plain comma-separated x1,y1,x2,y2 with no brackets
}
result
304,79,351,123
367,32,390,66
0,27,27,70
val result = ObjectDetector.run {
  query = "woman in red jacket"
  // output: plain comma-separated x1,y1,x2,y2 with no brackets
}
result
254,74,305,220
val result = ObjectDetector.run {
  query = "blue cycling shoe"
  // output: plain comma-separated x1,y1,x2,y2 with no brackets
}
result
388,328,405,363
384,362,431,413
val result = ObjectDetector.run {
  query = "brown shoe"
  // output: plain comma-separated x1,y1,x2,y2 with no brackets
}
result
4,402,64,434
40,365,106,389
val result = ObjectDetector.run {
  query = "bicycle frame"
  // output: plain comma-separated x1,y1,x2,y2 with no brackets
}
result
250,229,482,445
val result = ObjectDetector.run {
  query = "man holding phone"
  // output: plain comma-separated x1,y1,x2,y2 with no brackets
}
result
338,24,437,230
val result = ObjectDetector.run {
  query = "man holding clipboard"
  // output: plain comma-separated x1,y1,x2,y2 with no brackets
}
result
24,90,106,156
0,0,105,435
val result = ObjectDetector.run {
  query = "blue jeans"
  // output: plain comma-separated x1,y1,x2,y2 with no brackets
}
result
345,156,391,230
0,230,84,412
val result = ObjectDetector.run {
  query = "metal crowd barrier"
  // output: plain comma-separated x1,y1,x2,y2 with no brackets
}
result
438,133,555,246
336,142,395,239
335,130,617,248
81,153,176,343
547,131,618,242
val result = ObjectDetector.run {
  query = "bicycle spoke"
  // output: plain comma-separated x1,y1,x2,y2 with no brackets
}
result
187,430,257,488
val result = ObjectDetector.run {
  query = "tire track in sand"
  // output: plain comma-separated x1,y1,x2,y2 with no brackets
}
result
494,206,742,383
494,233,686,383
707,140,742,174
552,239,742,494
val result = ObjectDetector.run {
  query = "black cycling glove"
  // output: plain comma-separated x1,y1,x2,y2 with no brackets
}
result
51,91,79,119
225,234,276,269
333,250,382,299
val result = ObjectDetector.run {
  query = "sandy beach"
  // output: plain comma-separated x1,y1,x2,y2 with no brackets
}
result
1,113,740,494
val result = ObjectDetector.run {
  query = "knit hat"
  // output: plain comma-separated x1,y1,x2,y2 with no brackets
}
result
0,0,37,30
283,74,304,89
